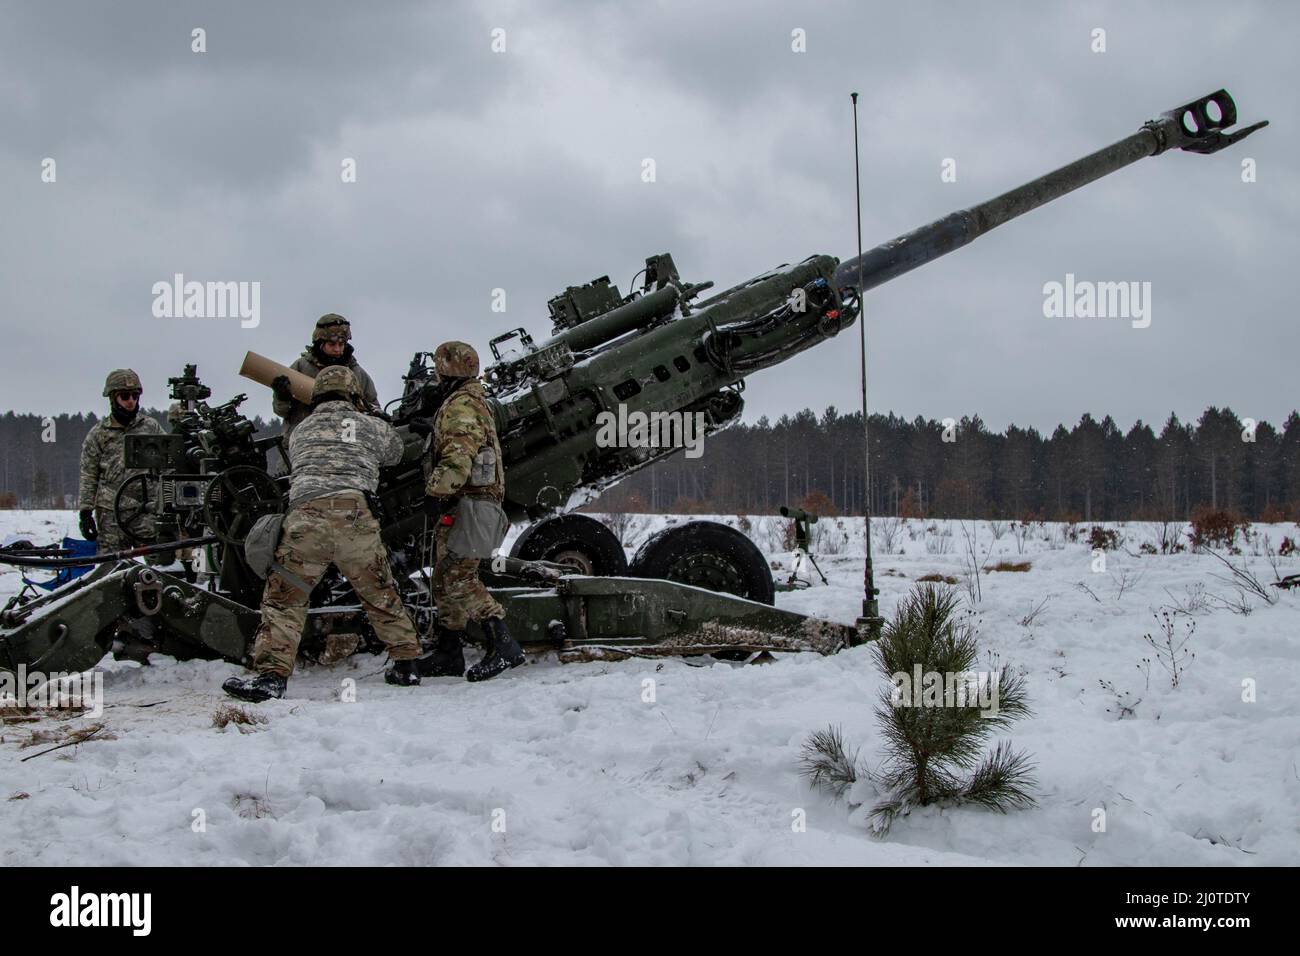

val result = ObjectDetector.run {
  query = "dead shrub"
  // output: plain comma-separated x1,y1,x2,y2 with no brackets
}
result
1259,502,1293,524
1086,526,1120,551
916,573,959,584
988,560,1032,573
213,704,268,731
781,520,798,552
1188,506,1249,551
798,490,839,518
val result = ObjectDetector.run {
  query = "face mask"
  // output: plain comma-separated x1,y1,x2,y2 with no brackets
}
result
111,403,139,426
312,342,351,366
428,377,465,409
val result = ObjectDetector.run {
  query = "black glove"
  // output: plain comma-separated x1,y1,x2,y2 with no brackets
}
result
406,418,434,436
424,496,450,521
271,375,293,402
79,508,98,541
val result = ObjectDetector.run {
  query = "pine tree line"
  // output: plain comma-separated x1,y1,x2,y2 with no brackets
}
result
594,406,1300,522
5,404,1296,522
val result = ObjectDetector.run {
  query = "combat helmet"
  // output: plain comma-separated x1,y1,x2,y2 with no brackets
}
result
312,365,361,401
102,369,143,397
312,313,352,344
433,341,480,379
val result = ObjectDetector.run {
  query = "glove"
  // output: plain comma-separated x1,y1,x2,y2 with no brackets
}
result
271,375,294,403
406,418,434,436
424,495,450,521
79,508,98,541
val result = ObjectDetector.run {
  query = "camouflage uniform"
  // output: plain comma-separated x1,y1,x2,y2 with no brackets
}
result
273,314,380,437
250,367,420,677
425,344,506,630
77,371,164,554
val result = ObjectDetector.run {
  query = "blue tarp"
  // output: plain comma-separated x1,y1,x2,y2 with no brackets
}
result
20,536,97,591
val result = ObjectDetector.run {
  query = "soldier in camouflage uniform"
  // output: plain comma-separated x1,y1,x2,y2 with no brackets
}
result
223,366,422,702
420,341,524,682
271,313,381,438
77,369,165,554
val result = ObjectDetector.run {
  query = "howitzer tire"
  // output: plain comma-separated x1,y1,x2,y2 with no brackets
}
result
510,513,628,577
629,520,774,605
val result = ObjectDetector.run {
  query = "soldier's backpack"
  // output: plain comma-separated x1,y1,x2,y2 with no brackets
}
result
243,514,313,596
243,514,286,579
446,498,509,559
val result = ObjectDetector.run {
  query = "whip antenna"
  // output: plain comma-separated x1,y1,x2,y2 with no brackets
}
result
852,91,882,639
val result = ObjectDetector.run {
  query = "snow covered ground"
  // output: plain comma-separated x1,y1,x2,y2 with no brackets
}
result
2,509,1297,866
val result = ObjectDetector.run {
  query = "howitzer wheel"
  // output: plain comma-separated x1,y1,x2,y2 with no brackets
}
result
630,520,775,605
510,513,628,577
113,474,159,545
203,466,285,545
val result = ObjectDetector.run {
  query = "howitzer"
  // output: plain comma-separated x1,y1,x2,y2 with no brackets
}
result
388,88,1265,601
0,88,1266,678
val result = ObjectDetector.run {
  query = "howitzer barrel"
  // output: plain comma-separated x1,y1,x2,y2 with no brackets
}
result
834,89,1267,293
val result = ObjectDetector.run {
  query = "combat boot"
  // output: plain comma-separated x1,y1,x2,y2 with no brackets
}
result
384,658,422,687
417,626,466,678
222,672,288,703
466,617,525,682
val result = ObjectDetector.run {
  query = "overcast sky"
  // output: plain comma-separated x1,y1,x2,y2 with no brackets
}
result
2,0,1295,434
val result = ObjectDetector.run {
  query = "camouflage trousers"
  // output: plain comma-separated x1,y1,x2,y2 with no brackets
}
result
93,506,130,555
252,492,420,677
432,519,504,630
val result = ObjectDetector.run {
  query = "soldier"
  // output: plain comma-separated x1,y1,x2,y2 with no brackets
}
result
419,341,524,682
223,366,422,702
77,370,164,554
271,313,381,437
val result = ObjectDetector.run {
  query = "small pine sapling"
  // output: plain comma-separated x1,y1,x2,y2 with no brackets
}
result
798,725,860,799
868,584,1036,833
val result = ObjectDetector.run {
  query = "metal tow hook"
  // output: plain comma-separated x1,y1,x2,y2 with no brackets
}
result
130,568,163,617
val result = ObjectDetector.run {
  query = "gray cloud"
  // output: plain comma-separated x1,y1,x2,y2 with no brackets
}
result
1,0,1295,435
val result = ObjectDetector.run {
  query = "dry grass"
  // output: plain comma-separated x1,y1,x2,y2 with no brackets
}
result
988,560,1032,573
18,722,115,758
1,703,89,724
212,703,268,731
19,727,61,748
916,573,959,584
232,792,273,819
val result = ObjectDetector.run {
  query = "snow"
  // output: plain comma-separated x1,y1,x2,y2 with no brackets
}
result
2,509,1298,866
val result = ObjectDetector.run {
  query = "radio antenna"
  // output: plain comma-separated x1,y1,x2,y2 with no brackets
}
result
852,91,882,640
